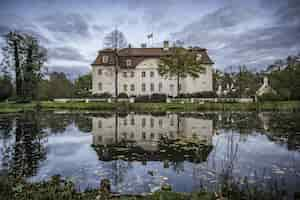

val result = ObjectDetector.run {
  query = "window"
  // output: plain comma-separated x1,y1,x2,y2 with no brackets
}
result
159,119,163,128
131,117,135,125
98,136,102,142
98,120,102,128
158,83,163,92
98,82,102,91
130,84,135,91
123,72,127,78
142,83,146,92
130,132,135,139
169,131,174,138
196,54,202,61
123,119,127,126
170,117,174,126
150,83,154,92
142,132,146,140
130,71,135,77
150,118,154,128
170,84,174,91
123,84,128,92
142,118,146,127
98,69,102,75
142,71,146,77
150,133,155,139
102,55,109,63
150,71,154,77
126,59,132,67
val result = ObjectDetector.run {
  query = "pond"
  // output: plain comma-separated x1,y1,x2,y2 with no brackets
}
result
0,111,300,197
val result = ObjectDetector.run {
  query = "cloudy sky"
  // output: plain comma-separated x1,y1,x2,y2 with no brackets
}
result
0,0,299,76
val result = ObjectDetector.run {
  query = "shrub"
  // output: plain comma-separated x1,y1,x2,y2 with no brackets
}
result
0,78,13,101
92,92,112,98
258,93,283,102
135,95,150,102
151,93,167,102
191,91,217,98
176,93,192,98
118,92,128,98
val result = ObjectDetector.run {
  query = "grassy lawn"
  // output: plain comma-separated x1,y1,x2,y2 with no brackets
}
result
1,101,300,113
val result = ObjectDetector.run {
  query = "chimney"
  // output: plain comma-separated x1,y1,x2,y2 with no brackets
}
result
141,43,147,48
163,40,169,50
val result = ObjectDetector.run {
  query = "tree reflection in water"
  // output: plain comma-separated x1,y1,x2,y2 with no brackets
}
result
0,111,299,196
9,112,47,178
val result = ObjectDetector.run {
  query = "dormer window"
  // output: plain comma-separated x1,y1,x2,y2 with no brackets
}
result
102,55,109,63
196,54,202,61
126,59,132,67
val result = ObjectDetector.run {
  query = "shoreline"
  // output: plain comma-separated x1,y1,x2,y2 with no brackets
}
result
0,101,300,113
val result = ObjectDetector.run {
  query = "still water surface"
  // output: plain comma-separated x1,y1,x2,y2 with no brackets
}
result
0,111,299,195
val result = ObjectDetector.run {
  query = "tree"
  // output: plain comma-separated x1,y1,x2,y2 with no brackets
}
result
235,66,261,97
74,73,92,97
23,34,47,100
47,72,74,99
0,64,13,101
0,76,13,101
2,31,25,97
103,29,128,98
2,31,47,101
103,29,128,49
158,47,205,96
270,62,300,100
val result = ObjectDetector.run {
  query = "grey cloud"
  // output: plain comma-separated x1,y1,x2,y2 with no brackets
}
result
113,15,127,26
172,3,300,69
93,25,108,33
275,0,300,25
156,21,178,32
40,13,90,39
0,14,50,43
49,47,88,62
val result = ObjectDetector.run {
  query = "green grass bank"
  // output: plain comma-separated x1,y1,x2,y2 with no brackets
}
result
0,101,300,113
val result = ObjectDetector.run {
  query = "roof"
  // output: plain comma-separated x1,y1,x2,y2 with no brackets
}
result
118,48,172,57
92,47,214,67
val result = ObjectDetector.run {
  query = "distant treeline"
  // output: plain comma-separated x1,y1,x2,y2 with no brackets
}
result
1,31,300,102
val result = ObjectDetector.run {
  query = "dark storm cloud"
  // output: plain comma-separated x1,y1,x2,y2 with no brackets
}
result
48,47,88,62
1,0,300,74
39,13,90,39
172,1,300,68
0,13,50,43
274,0,300,25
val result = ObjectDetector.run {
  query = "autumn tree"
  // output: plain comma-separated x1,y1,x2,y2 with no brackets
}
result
158,47,205,96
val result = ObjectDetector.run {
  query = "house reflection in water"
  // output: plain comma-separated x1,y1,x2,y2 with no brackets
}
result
92,113,213,152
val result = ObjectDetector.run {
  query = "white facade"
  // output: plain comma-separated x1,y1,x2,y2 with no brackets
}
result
92,58,213,97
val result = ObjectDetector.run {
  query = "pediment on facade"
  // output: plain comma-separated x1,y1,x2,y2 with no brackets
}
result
135,58,160,69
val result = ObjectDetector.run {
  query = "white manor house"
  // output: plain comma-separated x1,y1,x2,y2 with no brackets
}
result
91,41,214,97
